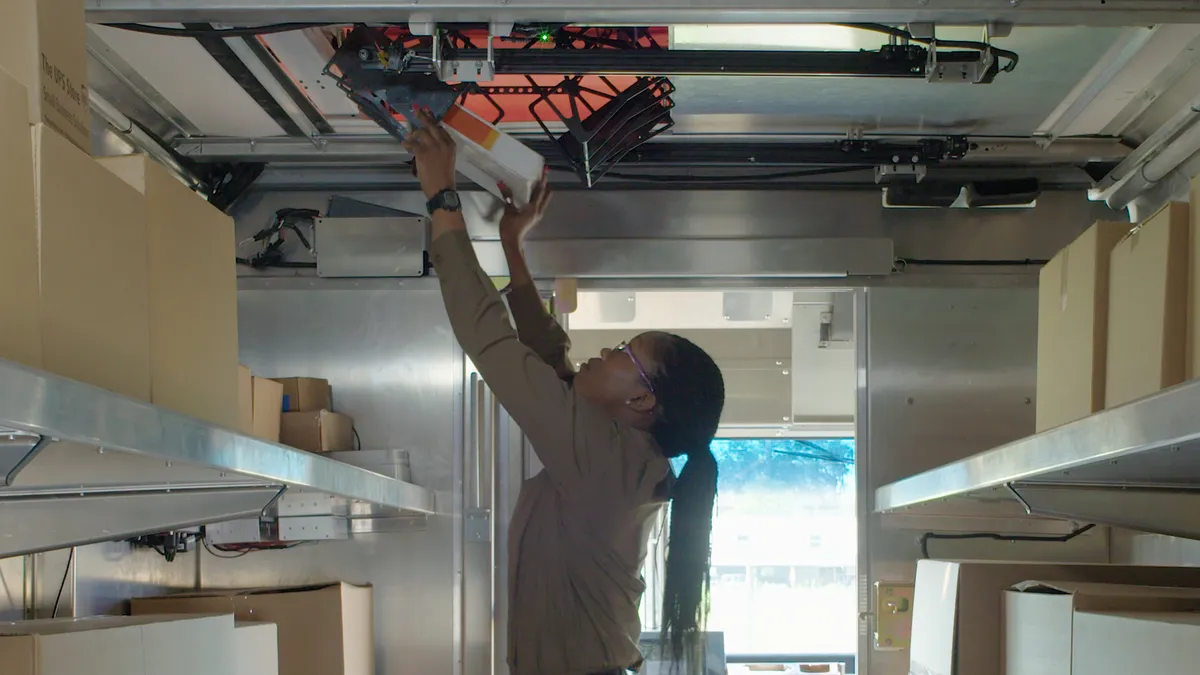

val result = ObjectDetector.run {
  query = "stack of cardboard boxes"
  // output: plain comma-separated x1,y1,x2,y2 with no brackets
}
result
1036,195,1199,431
277,377,356,453
0,0,241,431
236,372,356,453
131,583,372,675
909,559,1200,675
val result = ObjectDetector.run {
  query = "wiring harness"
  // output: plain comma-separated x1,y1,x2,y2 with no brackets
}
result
236,208,320,269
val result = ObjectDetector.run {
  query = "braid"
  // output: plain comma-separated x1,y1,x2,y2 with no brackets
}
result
648,335,725,663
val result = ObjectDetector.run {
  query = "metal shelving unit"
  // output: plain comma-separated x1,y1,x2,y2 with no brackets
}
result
0,358,436,557
875,378,1200,540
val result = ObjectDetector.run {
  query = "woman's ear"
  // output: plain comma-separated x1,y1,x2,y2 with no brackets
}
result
626,391,658,414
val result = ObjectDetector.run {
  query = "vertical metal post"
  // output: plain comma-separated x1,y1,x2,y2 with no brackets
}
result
854,288,872,675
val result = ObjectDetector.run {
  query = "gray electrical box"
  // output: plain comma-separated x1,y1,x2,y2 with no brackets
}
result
315,216,428,278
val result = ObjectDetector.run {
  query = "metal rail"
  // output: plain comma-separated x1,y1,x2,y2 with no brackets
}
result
84,0,1200,26
173,135,1129,164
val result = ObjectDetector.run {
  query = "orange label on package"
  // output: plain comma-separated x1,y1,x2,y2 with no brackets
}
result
443,106,500,150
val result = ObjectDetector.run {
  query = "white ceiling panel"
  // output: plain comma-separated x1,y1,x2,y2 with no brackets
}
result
90,24,284,137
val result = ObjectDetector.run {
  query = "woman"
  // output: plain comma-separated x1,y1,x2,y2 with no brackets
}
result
405,109,726,675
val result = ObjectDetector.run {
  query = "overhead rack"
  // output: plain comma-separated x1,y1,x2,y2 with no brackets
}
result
875,378,1200,540
0,357,436,557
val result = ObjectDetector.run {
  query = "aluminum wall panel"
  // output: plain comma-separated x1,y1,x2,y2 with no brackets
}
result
858,287,1110,675
231,189,1118,281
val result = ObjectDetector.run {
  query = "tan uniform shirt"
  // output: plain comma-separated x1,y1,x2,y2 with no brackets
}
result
431,230,671,675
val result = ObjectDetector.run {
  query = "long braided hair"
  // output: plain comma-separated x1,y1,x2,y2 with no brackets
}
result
648,334,726,663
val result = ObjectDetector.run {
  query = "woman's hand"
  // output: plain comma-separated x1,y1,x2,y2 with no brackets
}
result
499,173,552,248
402,107,457,199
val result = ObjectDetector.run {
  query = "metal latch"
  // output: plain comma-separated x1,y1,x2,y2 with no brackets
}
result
873,581,915,650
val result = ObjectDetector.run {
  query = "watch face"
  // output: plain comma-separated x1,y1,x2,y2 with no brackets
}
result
443,191,461,209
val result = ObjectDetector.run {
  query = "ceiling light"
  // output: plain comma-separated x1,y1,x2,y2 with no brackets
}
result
670,24,875,51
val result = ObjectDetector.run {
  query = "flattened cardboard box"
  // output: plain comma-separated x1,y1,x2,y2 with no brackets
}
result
0,68,41,368
909,559,1200,675
1005,581,1200,675
1072,611,1200,675
234,622,279,675
0,614,235,675
34,125,151,401
0,0,91,152
1105,202,1190,408
1035,221,1129,431
131,582,372,675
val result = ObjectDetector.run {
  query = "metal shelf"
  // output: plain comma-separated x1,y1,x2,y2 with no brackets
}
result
0,358,436,556
874,378,1200,539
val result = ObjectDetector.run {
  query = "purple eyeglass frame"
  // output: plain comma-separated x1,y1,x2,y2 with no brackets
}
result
615,341,655,393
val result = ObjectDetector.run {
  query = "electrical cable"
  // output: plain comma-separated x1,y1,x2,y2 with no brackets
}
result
202,536,251,559
919,523,1096,559
236,257,318,269
353,427,363,451
105,23,328,38
51,548,75,618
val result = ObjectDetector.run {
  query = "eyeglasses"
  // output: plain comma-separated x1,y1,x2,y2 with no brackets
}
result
614,341,655,393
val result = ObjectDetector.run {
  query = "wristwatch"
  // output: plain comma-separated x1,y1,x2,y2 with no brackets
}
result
426,189,462,215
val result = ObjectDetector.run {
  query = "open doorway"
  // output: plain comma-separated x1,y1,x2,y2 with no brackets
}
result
564,288,859,672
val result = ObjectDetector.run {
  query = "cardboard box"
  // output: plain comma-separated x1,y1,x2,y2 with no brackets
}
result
131,583,372,675
238,366,283,441
0,614,235,675
1190,177,1200,378
239,365,254,434
281,411,355,453
252,376,284,442
1005,581,1200,675
909,559,1200,675
275,377,333,412
1072,611,1200,675
0,69,41,368
0,0,91,152
99,155,240,429
1035,221,1130,431
35,125,151,400
442,104,545,207
1106,202,1190,408
234,622,279,675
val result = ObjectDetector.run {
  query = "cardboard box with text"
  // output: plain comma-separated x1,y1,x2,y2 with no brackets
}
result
0,0,91,152
0,69,41,368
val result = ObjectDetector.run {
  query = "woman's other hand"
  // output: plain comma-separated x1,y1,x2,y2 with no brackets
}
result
499,173,552,247
403,107,457,199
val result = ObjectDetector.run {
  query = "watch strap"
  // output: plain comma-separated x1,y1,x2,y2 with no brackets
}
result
426,189,461,214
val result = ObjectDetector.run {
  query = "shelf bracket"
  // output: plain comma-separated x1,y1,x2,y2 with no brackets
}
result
0,433,49,487
0,485,283,558
1013,483,1200,540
